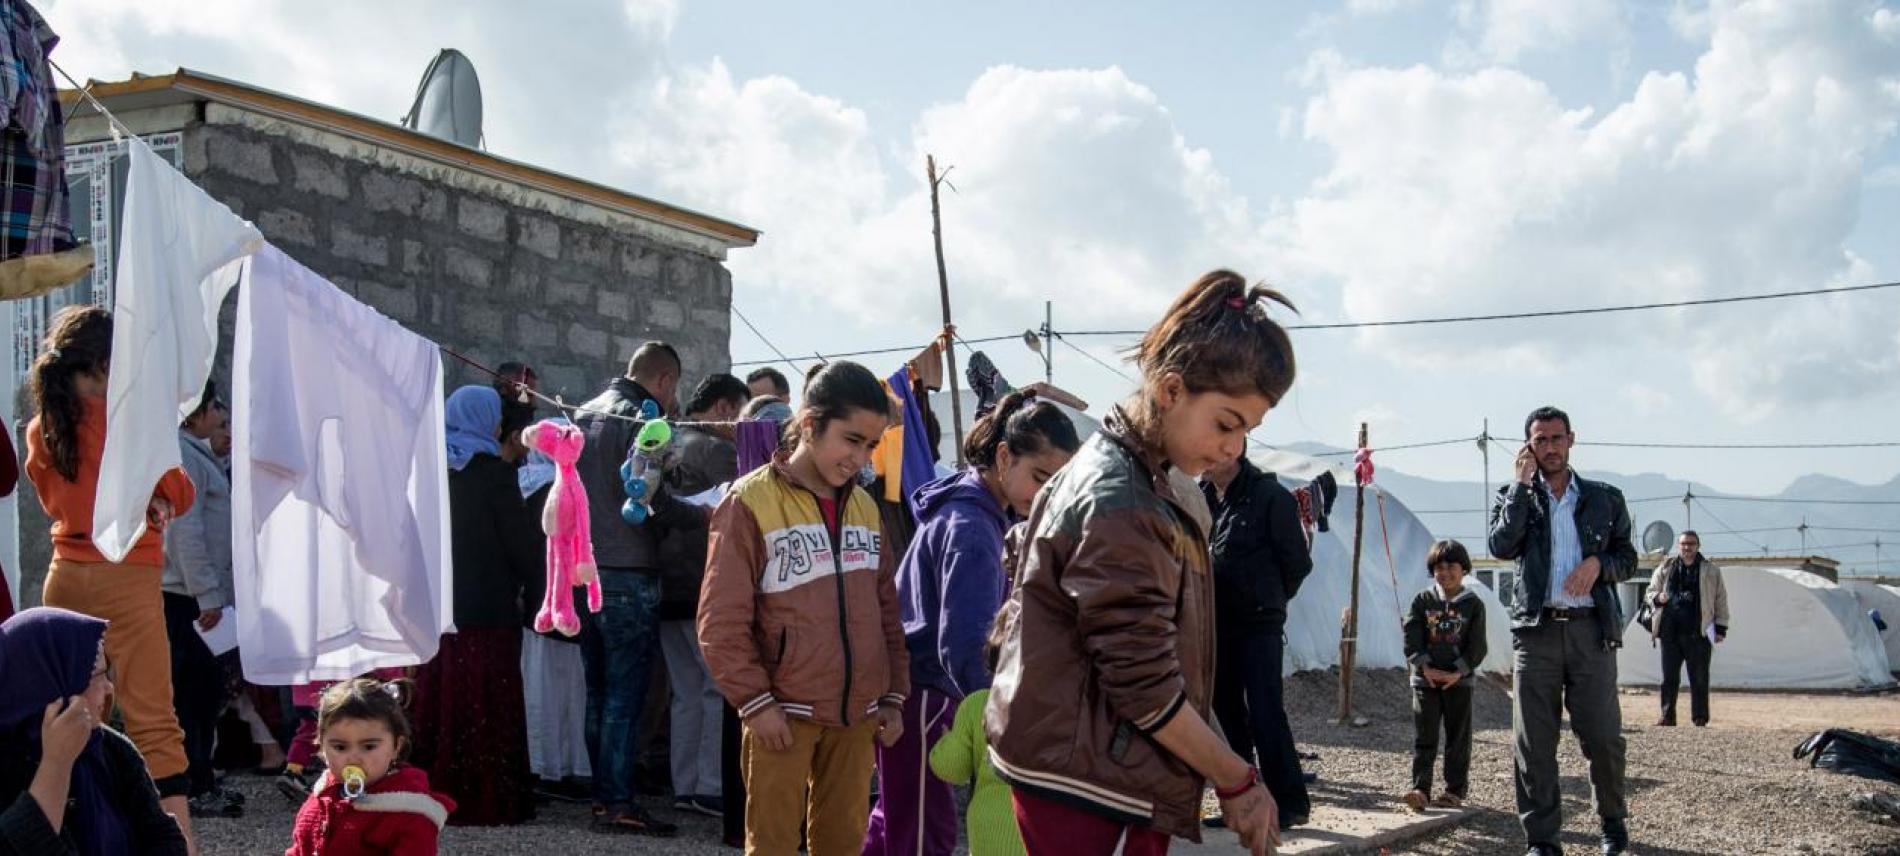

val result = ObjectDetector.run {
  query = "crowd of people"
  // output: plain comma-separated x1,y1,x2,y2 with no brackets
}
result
0,270,1734,856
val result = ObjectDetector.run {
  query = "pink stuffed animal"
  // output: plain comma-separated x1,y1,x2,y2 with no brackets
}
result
525,420,600,636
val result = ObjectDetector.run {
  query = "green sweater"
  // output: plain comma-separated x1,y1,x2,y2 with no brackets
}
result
928,690,1024,856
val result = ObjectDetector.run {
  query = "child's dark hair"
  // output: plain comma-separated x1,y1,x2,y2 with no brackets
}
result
963,390,1081,469
1426,540,1472,574
28,306,113,482
316,677,415,758
1129,269,1297,425
788,361,890,449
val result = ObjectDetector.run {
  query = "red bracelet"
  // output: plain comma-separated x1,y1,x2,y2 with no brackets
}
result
1214,766,1259,801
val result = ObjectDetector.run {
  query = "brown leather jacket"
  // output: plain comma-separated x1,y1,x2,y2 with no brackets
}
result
984,409,1216,841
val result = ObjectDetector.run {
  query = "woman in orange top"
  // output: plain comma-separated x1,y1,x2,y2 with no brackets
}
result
23,305,197,847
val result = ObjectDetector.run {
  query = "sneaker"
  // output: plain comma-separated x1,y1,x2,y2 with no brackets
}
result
684,796,724,818
1431,792,1464,809
275,769,315,803
595,803,679,837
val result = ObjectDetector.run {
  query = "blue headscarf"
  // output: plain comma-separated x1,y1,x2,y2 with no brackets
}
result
445,385,503,472
0,608,126,856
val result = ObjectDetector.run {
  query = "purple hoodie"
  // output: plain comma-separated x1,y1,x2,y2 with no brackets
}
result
897,469,1010,698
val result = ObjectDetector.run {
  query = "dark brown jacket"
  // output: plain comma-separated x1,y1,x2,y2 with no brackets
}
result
984,409,1215,841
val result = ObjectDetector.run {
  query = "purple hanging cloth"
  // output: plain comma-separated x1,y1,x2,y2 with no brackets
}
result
737,419,779,475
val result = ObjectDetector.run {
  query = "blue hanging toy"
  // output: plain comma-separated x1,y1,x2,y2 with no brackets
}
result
620,400,672,525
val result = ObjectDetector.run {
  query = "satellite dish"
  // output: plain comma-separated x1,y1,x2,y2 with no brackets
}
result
401,49,483,148
1641,520,1676,556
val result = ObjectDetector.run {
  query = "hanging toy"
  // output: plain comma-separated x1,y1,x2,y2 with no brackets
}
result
525,419,601,637
620,401,672,525
340,765,368,801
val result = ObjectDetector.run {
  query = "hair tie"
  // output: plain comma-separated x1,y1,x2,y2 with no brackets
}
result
1225,296,1247,310
381,682,401,700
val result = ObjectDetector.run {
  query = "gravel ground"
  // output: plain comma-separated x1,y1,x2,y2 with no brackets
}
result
194,669,1900,855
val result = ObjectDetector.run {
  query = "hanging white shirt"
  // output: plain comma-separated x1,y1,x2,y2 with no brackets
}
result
92,137,263,563
232,244,454,684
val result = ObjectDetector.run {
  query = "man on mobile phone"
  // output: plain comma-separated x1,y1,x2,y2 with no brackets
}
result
1488,406,1637,856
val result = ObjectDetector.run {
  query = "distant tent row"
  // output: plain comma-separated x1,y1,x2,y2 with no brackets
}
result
1618,567,1897,690
929,387,1892,689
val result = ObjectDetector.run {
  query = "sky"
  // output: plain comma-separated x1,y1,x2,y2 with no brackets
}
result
41,0,1900,497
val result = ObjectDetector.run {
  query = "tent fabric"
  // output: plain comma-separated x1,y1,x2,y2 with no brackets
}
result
1841,581,1900,674
930,387,1511,676
1619,567,1896,690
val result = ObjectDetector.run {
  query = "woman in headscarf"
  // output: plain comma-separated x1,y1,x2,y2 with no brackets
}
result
407,386,542,826
0,607,188,854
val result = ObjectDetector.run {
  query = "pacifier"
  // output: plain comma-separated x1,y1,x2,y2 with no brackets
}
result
340,765,368,800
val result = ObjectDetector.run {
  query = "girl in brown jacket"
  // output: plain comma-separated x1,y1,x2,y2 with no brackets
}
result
698,361,908,855
986,270,1297,856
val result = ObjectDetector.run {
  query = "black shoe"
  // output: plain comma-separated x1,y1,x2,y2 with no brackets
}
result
187,788,244,819
1201,814,1227,829
1524,846,1561,856
1283,813,1309,829
1302,771,1319,784
1601,817,1629,855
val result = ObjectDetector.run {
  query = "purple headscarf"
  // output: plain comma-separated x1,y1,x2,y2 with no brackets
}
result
0,607,126,855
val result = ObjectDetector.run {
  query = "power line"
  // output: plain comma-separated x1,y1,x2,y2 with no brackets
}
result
1695,494,1900,506
1313,436,1478,457
731,305,805,376
1055,280,1900,337
1583,440,1900,450
1689,498,1766,552
730,333,1021,369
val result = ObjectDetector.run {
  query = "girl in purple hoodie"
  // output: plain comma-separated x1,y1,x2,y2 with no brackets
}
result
863,390,1081,856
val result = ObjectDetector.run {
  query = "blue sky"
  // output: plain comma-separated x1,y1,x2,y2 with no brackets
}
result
44,0,1900,496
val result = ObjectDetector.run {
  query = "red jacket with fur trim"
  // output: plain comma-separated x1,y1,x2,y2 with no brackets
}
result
285,766,455,856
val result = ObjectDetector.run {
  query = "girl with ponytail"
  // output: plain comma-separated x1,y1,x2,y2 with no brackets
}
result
864,389,1080,856
987,270,1297,855
23,305,200,844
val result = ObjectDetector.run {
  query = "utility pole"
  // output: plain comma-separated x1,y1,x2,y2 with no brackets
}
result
926,155,965,467
1479,419,1491,556
1798,516,1809,556
1684,487,1694,530
1042,300,1054,384
1338,423,1368,725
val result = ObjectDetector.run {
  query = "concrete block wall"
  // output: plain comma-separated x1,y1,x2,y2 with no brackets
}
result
11,119,737,606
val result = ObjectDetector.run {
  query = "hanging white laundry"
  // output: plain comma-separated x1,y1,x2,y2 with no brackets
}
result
92,137,263,563
232,244,454,684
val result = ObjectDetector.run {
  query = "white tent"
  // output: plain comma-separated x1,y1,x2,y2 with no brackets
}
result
1840,580,1900,674
1250,450,1513,676
1618,567,1896,690
927,386,1512,677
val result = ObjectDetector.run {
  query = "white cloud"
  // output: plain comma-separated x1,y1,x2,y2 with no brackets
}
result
1451,0,1622,63
1345,0,1418,16
1279,0,1900,419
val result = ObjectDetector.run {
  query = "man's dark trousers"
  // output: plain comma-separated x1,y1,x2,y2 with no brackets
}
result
1213,630,1310,824
1513,615,1627,847
1659,632,1713,725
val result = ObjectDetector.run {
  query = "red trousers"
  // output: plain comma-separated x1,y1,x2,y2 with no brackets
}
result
1012,789,1171,856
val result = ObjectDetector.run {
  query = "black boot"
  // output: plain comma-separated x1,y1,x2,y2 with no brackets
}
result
1600,817,1629,855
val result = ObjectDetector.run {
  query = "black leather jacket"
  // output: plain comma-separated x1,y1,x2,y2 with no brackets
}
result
1487,471,1638,647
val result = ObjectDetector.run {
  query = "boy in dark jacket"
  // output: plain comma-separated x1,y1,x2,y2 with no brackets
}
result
1403,540,1486,811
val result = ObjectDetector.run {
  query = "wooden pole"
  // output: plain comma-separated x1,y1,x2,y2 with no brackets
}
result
927,154,966,468
1338,422,1368,724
